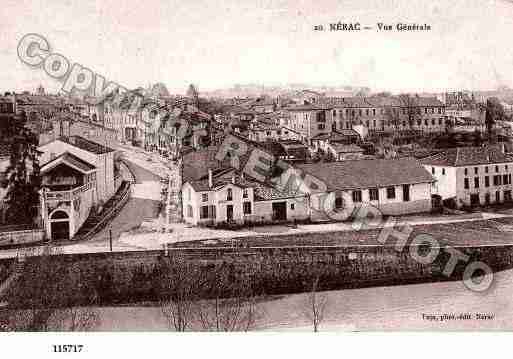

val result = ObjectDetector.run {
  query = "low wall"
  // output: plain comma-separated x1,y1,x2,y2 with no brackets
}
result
2,243,512,306
0,229,45,247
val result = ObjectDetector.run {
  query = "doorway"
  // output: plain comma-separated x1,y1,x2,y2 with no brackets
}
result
470,193,480,207
272,202,287,221
402,184,410,202
50,210,70,240
226,205,234,222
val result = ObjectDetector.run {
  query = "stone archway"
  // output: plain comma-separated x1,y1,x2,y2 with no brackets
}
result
50,210,70,240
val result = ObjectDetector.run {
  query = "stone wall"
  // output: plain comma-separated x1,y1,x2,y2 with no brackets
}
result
2,243,512,305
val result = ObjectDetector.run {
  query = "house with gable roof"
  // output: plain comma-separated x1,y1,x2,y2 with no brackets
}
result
421,145,513,207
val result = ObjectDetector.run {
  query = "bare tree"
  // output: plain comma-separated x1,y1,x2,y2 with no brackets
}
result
304,264,329,333
158,253,200,332
196,264,262,332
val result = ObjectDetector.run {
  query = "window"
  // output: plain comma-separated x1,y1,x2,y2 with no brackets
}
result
210,205,216,219
243,188,248,198
202,193,208,202
474,177,479,188
464,178,469,189
290,203,295,210
187,188,191,201
431,167,435,175
366,109,369,116
493,175,501,186
496,191,501,203
506,165,509,171
335,192,344,209
485,166,489,173
333,110,336,116
474,167,478,175
318,123,325,130
424,119,428,126
373,109,376,116
243,201,252,214
431,119,435,125
504,174,509,185
442,168,445,175
227,188,233,201
417,120,421,126
464,168,468,175
496,165,499,173
369,188,379,201
505,190,512,202
187,205,193,218
485,176,490,187
387,186,396,199
352,190,362,203
200,206,209,219
439,118,442,125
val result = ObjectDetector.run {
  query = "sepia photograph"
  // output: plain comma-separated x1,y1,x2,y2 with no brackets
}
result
1,0,513,355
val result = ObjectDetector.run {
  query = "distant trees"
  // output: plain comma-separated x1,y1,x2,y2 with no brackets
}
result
0,111,41,225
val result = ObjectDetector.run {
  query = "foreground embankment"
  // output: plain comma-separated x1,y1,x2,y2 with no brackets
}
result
1,238,512,306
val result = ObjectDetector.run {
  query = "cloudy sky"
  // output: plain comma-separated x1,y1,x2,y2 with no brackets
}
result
2,0,513,94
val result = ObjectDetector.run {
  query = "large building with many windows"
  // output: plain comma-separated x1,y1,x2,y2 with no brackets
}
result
421,145,513,208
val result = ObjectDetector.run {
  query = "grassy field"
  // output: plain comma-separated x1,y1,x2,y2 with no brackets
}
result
168,217,513,249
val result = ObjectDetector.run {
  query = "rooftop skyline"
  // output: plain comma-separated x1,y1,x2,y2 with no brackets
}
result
2,0,513,95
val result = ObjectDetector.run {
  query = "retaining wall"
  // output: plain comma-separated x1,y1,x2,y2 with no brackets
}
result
2,243,512,305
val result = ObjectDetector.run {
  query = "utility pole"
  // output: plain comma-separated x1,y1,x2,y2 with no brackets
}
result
109,229,113,252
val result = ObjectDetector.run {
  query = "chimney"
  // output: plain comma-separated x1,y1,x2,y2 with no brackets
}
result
208,169,213,188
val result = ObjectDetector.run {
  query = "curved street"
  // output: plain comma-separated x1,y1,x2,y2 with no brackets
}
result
87,159,163,245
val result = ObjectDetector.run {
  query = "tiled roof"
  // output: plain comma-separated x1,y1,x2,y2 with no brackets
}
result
182,146,222,182
420,146,513,167
296,158,434,191
188,173,259,192
58,136,115,154
253,183,306,201
366,97,402,107
41,152,96,174
285,104,331,111
330,144,364,153
312,130,360,141
410,96,444,107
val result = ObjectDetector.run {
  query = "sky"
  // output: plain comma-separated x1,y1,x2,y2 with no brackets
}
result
2,0,513,94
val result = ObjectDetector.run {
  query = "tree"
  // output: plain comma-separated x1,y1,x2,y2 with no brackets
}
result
0,111,41,225
303,263,329,332
196,264,261,332
485,97,504,142
158,254,201,332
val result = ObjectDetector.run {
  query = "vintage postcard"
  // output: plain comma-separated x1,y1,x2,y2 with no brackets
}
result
1,1,513,351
